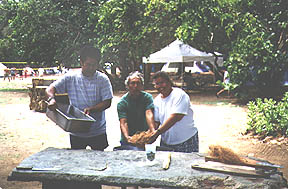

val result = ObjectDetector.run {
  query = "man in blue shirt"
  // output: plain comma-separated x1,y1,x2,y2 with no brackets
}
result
46,45,113,151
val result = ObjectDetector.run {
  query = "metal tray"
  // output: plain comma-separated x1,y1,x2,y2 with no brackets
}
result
46,103,95,133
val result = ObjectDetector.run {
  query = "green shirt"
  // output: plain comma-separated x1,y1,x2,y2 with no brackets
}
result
117,91,154,142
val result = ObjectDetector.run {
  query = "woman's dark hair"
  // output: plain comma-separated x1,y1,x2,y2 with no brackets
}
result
152,71,173,85
79,45,101,62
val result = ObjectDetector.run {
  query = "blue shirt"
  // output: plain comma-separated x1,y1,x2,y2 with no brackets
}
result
52,70,113,137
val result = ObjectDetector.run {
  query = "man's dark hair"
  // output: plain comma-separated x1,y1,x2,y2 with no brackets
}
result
152,71,173,85
79,45,101,62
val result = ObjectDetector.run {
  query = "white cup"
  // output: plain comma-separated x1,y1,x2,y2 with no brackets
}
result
145,143,156,161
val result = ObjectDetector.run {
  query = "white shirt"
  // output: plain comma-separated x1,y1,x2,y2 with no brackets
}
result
154,87,197,145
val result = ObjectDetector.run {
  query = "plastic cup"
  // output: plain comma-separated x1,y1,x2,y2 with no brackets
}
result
145,143,156,161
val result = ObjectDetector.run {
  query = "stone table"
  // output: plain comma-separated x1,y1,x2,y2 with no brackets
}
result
8,147,287,189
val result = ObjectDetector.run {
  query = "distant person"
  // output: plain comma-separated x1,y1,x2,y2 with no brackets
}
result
148,71,199,153
30,68,34,77
46,45,113,151
10,68,16,80
216,68,230,98
57,64,63,74
18,69,23,80
117,71,156,149
62,66,69,74
24,68,28,78
196,62,210,72
38,68,45,77
183,70,194,89
3,68,10,82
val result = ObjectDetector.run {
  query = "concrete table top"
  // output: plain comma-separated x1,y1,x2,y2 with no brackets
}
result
8,147,287,188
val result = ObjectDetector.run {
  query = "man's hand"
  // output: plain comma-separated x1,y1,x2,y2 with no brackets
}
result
45,85,57,111
47,98,57,111
83,99,112,115
148,129,161,144
126,136,133,143
84,107,91,115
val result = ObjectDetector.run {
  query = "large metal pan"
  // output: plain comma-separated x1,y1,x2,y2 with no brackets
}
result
46,103,95,133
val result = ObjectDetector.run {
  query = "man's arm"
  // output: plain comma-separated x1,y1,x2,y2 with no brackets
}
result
145,109,156,132
46,85,56,98
157,113,184,133
119,118,131,142
149,113,184,143
84,99,112,115
45,85,57,110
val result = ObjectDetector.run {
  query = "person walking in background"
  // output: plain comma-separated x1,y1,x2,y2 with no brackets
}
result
3,68,10,82
46,45,113,151
216,68,230,98
38,68,45,77
117,71,156,149
10,68,16,80
23,68,28,78
148,71,199,153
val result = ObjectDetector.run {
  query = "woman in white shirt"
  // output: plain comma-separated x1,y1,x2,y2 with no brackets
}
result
149,71,199,153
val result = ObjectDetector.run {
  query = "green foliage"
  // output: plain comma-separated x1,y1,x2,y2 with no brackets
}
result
0,0,20,60
0,88,28,92
2,0,102,67
216,79,238,91
176,0,231,54
96,0,148,75
175,0,287,98
0,0,287,96
226,11,287,89
224,0,288,98
96,0,180,77
247,92,288,137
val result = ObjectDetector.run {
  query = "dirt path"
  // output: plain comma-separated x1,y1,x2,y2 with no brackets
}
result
0,90,287,189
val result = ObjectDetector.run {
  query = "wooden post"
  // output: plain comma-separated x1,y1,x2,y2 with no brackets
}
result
29,78,68,112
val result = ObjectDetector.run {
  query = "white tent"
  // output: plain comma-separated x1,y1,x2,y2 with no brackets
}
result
142,39,223,66
0,63,7,77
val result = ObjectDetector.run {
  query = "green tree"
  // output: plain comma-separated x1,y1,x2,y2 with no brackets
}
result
95,0,180,79
176,0,288,98
226,0,288,98
176,0,231,54
0,0,20,61
1,0,287,97
7,0,103,67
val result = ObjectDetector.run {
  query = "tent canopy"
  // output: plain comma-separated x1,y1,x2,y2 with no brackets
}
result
142,39,223,66
0,63,7,69
0,63,7,77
